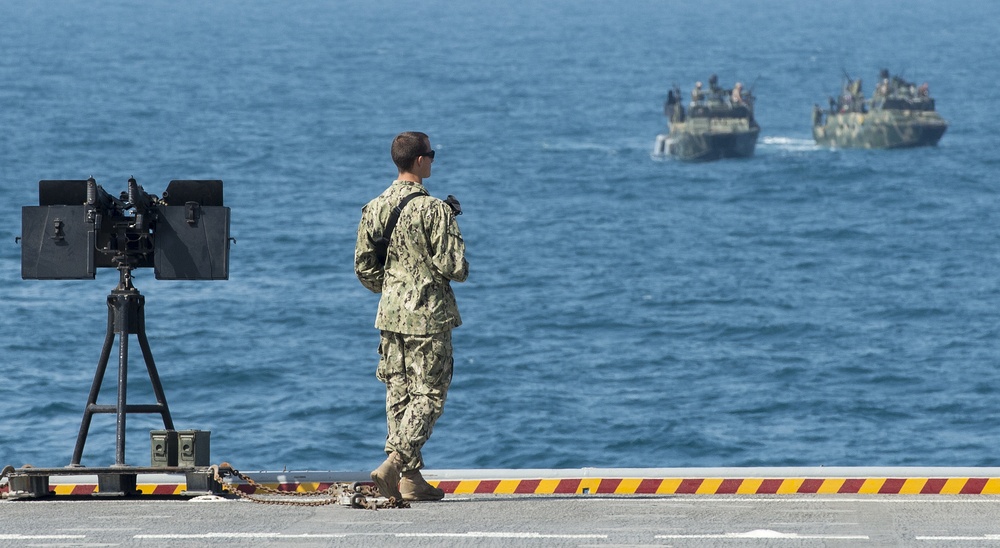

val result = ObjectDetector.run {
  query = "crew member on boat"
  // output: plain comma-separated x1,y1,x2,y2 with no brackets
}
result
690,81,704,107
731,82,744,105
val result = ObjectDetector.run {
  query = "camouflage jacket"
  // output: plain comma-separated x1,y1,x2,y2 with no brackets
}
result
355,180,469,335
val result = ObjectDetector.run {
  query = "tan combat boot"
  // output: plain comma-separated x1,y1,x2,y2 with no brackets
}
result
370,451,404,501
400,469,445,501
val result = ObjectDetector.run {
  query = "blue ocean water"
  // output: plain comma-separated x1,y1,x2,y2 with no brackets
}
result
2,0,999,471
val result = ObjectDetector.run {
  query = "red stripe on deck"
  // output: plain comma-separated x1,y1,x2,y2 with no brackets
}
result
554,479,581,494
879,478,906,494
596,479,622,494
920,478,947,494
635,479,662,494
475,480,501,494
716,479,743,494
798,479,824,493
676,479,703,494
514,479,541,494
72,484,97,495
756,479,784,494
436,480,460,493
839,479,865,493
961,478,988,494
152,485,179,495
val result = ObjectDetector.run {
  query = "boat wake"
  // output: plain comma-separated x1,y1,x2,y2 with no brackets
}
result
759,136,819,152
651,133,672,158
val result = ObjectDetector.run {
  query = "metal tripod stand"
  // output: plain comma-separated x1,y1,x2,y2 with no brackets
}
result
70,264,174,466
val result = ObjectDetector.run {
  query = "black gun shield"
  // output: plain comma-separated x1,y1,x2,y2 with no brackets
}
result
21,205,96,279
153,205,230,280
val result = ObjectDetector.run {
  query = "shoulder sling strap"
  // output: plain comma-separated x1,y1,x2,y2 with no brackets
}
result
383,192,422,242
374,192,423,266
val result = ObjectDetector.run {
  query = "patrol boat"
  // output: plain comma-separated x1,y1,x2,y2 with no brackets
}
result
812,70,947,149
654,78,760,162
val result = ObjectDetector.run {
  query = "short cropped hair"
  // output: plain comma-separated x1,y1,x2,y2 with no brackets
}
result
391,132,430,172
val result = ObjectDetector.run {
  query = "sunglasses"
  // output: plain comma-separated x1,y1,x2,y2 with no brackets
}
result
419,150,436,159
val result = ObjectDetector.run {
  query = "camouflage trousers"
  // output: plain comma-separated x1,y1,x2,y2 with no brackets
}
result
376,329,453,472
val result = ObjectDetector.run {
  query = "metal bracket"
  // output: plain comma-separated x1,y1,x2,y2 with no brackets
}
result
51,219,65,242
184,201,200,225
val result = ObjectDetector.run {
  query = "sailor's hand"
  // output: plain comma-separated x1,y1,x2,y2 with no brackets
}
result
445,195,462,216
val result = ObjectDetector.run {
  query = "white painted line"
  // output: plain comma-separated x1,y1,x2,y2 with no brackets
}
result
134,533,348,539
0,535,87,540
656,529,868,540
397,532,608,539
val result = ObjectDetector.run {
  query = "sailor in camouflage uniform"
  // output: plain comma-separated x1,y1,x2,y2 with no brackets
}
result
355,131,469,502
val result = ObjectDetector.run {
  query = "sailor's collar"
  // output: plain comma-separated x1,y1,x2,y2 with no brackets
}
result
394,179,423,186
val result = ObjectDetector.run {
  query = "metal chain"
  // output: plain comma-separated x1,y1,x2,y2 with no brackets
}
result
210,463,409,509
0,463,407,509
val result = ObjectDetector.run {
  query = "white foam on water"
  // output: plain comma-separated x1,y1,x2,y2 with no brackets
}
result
759,135,820,152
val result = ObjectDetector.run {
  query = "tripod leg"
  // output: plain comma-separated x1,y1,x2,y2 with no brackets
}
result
136,303,174,430
71,297,117,466
114,322,129,467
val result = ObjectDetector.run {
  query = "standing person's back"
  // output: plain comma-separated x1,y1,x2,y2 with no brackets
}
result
354,131,468,504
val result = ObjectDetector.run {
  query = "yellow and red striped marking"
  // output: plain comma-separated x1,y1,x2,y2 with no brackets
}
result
45,484,188,496
431,477,1000,495
7,477,1000,497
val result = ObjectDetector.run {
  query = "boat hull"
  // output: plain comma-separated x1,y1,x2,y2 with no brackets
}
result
813,110,947,149
658,125,760,162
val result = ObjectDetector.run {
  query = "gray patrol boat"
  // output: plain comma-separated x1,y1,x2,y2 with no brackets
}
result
812,70,947,149
654,76,760,161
